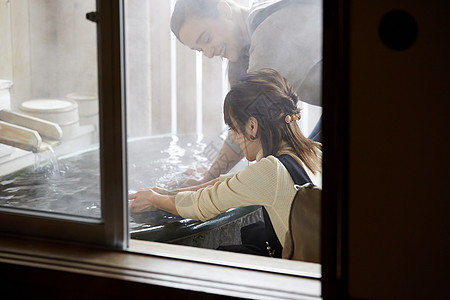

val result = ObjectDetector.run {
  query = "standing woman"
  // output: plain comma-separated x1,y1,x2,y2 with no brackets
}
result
170,0,323,184
129,69,321,257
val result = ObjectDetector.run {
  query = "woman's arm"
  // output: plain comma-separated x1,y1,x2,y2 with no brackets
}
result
155,177,221,195
175,157,281,221
129,177,221,215
179,177,221,191
174,140,243,188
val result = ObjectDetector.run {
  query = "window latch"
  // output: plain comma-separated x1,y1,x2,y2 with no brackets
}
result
86,11,100,23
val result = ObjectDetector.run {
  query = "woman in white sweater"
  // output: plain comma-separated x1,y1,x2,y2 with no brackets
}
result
129,69,321,255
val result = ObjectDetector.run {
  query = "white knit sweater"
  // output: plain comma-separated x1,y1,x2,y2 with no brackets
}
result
175,146,321,246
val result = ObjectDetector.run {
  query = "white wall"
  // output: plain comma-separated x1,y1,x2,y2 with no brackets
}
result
2,0,320,138
1,0,97,110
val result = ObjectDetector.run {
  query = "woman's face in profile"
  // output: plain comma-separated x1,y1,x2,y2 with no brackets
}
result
230,119,261,162
178,16,245,62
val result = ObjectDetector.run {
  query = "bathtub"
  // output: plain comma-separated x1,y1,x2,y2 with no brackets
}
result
0,134,263,249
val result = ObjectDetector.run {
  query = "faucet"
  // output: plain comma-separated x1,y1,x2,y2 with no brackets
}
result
0,109,62,153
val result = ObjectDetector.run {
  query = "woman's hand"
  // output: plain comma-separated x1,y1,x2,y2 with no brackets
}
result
128,188,160,212
129,188,178,215
168,165,209,188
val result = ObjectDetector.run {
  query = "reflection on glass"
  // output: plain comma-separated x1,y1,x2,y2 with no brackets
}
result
0,0,100,218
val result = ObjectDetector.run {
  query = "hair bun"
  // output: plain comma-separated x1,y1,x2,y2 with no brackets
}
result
290,94,299,105
287,84,299,106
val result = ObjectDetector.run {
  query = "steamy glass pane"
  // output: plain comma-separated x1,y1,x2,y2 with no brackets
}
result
124,0,256,245
125,0,322,260
0,0,101,218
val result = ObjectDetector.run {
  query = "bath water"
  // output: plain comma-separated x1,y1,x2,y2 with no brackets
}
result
0,145,101,217
0,134,220,231
31,145,60,174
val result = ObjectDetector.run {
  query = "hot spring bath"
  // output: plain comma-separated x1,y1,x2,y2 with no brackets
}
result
0,134,263,249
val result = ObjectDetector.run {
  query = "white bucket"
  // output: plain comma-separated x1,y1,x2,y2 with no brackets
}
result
66,92,98,116
19,98,80,139
66,92,99,130
0,80,13,110
59,119,81,138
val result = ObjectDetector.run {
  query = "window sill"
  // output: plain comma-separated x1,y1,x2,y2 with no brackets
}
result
0,235,321,299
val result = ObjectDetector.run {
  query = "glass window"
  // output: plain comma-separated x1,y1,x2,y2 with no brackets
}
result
0,0,99,217
0,0,328,297
125,0,323,260
0,0,126,247
0,0,325,273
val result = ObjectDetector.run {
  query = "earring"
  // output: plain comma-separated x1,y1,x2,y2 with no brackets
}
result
250,135,256,140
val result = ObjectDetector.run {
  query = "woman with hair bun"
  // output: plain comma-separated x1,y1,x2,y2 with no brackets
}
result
129,69,321,257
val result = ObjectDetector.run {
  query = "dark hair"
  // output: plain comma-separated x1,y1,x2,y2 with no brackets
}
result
224,68,321,174
170,0,222,41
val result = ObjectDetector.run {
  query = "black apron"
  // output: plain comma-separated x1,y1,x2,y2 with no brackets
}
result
217,154,312,257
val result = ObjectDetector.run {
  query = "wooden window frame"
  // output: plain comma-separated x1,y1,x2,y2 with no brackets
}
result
0,0,349,298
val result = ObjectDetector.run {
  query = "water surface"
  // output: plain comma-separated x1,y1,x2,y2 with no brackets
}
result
0,134,216,231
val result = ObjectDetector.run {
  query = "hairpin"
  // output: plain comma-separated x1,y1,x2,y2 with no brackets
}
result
285,113,300,123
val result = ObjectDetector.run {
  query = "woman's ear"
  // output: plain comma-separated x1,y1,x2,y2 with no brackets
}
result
217,1,232,19
248,117,258,135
